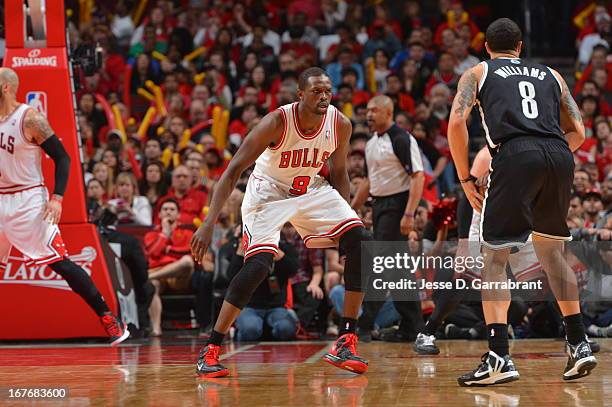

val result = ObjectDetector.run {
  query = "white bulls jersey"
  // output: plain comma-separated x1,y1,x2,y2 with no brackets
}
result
0,104,43,193
252,102,339,195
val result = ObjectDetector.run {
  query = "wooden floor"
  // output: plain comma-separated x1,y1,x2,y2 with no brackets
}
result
0,336,609,406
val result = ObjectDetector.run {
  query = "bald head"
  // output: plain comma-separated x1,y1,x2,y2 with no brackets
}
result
368,95,394,114
0,68,19,94
366,95,394,133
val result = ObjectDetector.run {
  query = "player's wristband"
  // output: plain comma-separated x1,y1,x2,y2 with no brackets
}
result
403,212,414,218
460,175,477,184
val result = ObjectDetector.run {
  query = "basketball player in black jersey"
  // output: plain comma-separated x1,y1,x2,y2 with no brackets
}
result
448,18,597,386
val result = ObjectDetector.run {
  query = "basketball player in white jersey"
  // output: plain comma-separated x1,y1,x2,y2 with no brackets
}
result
0,68,128,345
192,67,373,377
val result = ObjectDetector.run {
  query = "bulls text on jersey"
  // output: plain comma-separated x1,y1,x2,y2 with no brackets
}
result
278,148,331,169
0,132,15,154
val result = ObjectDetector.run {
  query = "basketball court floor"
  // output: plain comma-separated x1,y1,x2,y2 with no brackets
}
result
0,336,608,406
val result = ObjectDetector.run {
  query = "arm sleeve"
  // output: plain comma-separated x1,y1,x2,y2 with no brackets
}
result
390,132,424,175
40,135,71,197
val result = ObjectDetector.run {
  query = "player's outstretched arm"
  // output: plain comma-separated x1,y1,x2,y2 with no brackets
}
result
551,69,586,152
23,109,70,224
190,110,284,262
448,64,484,212
328,111,352,202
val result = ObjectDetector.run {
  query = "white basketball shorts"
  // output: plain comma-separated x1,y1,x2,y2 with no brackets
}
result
0,186,67,268
458,210,543,282
241,175,363,259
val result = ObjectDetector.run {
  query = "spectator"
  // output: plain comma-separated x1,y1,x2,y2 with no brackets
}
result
451,37,480,75
425,52,460,96
575,44,612,94
372,49,392,93
583,189,606,227
385,73,415,115
282,11,319,48
362,21,402,61
574,168,593,195
400,58,426,101
568,194,585,219
111,1,135,49
139,161,169,207
184,151,209,192
108,172,152,226
86,179,106,220
145,199,198,336
157,165,208,225
142,139,163,169
93,161,114,199
326,47,365,92
326,23,364,63
228,104,261,141
341,68,370,106
578,12,611,68
241,20,281,56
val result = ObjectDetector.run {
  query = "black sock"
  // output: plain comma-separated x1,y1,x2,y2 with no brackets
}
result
423,320,437,336
564,313,585,345
487,323,509,357
339,317,358,336
423,286,464,336
208,330,225,346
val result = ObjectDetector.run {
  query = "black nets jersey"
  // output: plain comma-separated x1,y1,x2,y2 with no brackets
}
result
475,58,566,151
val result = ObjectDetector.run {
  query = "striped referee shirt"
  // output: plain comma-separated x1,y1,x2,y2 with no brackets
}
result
365,124,424,197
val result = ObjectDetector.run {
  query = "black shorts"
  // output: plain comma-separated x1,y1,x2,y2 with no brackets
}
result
482,137,574,248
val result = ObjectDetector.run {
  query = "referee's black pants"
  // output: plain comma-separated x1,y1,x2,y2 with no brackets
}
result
359,191,425,338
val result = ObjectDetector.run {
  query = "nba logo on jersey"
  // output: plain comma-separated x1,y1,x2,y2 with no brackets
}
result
26,91,47,116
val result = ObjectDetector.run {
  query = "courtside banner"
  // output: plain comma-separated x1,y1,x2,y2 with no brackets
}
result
0,224,118,340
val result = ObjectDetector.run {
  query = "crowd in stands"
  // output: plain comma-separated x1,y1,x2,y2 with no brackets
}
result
25,0,612,340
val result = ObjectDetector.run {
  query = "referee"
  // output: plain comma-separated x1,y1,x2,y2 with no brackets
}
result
352,95,425,341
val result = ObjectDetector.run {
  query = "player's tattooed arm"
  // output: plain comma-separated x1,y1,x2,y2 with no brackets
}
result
553,68,585,152
23,108,55,144
452,69,478,118
448,64,484,213
560,77,582,122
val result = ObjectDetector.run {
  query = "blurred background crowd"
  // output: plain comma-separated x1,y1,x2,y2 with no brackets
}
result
1,0,609,343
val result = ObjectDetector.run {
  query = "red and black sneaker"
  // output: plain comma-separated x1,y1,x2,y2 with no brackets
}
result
100,312,130,346
196,345,230,378
323,333,368,374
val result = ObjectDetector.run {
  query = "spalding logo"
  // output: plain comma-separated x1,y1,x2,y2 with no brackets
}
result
11,49,58,68
0,247,97,290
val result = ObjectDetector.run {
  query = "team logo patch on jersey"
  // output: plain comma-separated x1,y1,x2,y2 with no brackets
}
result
510,59,520,64
26,91,47,116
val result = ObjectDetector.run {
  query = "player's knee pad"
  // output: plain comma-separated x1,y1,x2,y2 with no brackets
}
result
225,253,274,310
339,226,373,292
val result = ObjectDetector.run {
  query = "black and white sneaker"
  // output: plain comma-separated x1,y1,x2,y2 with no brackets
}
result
563,340,597,380
458,351,520,387
413,333,440,355
586,336,600,354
